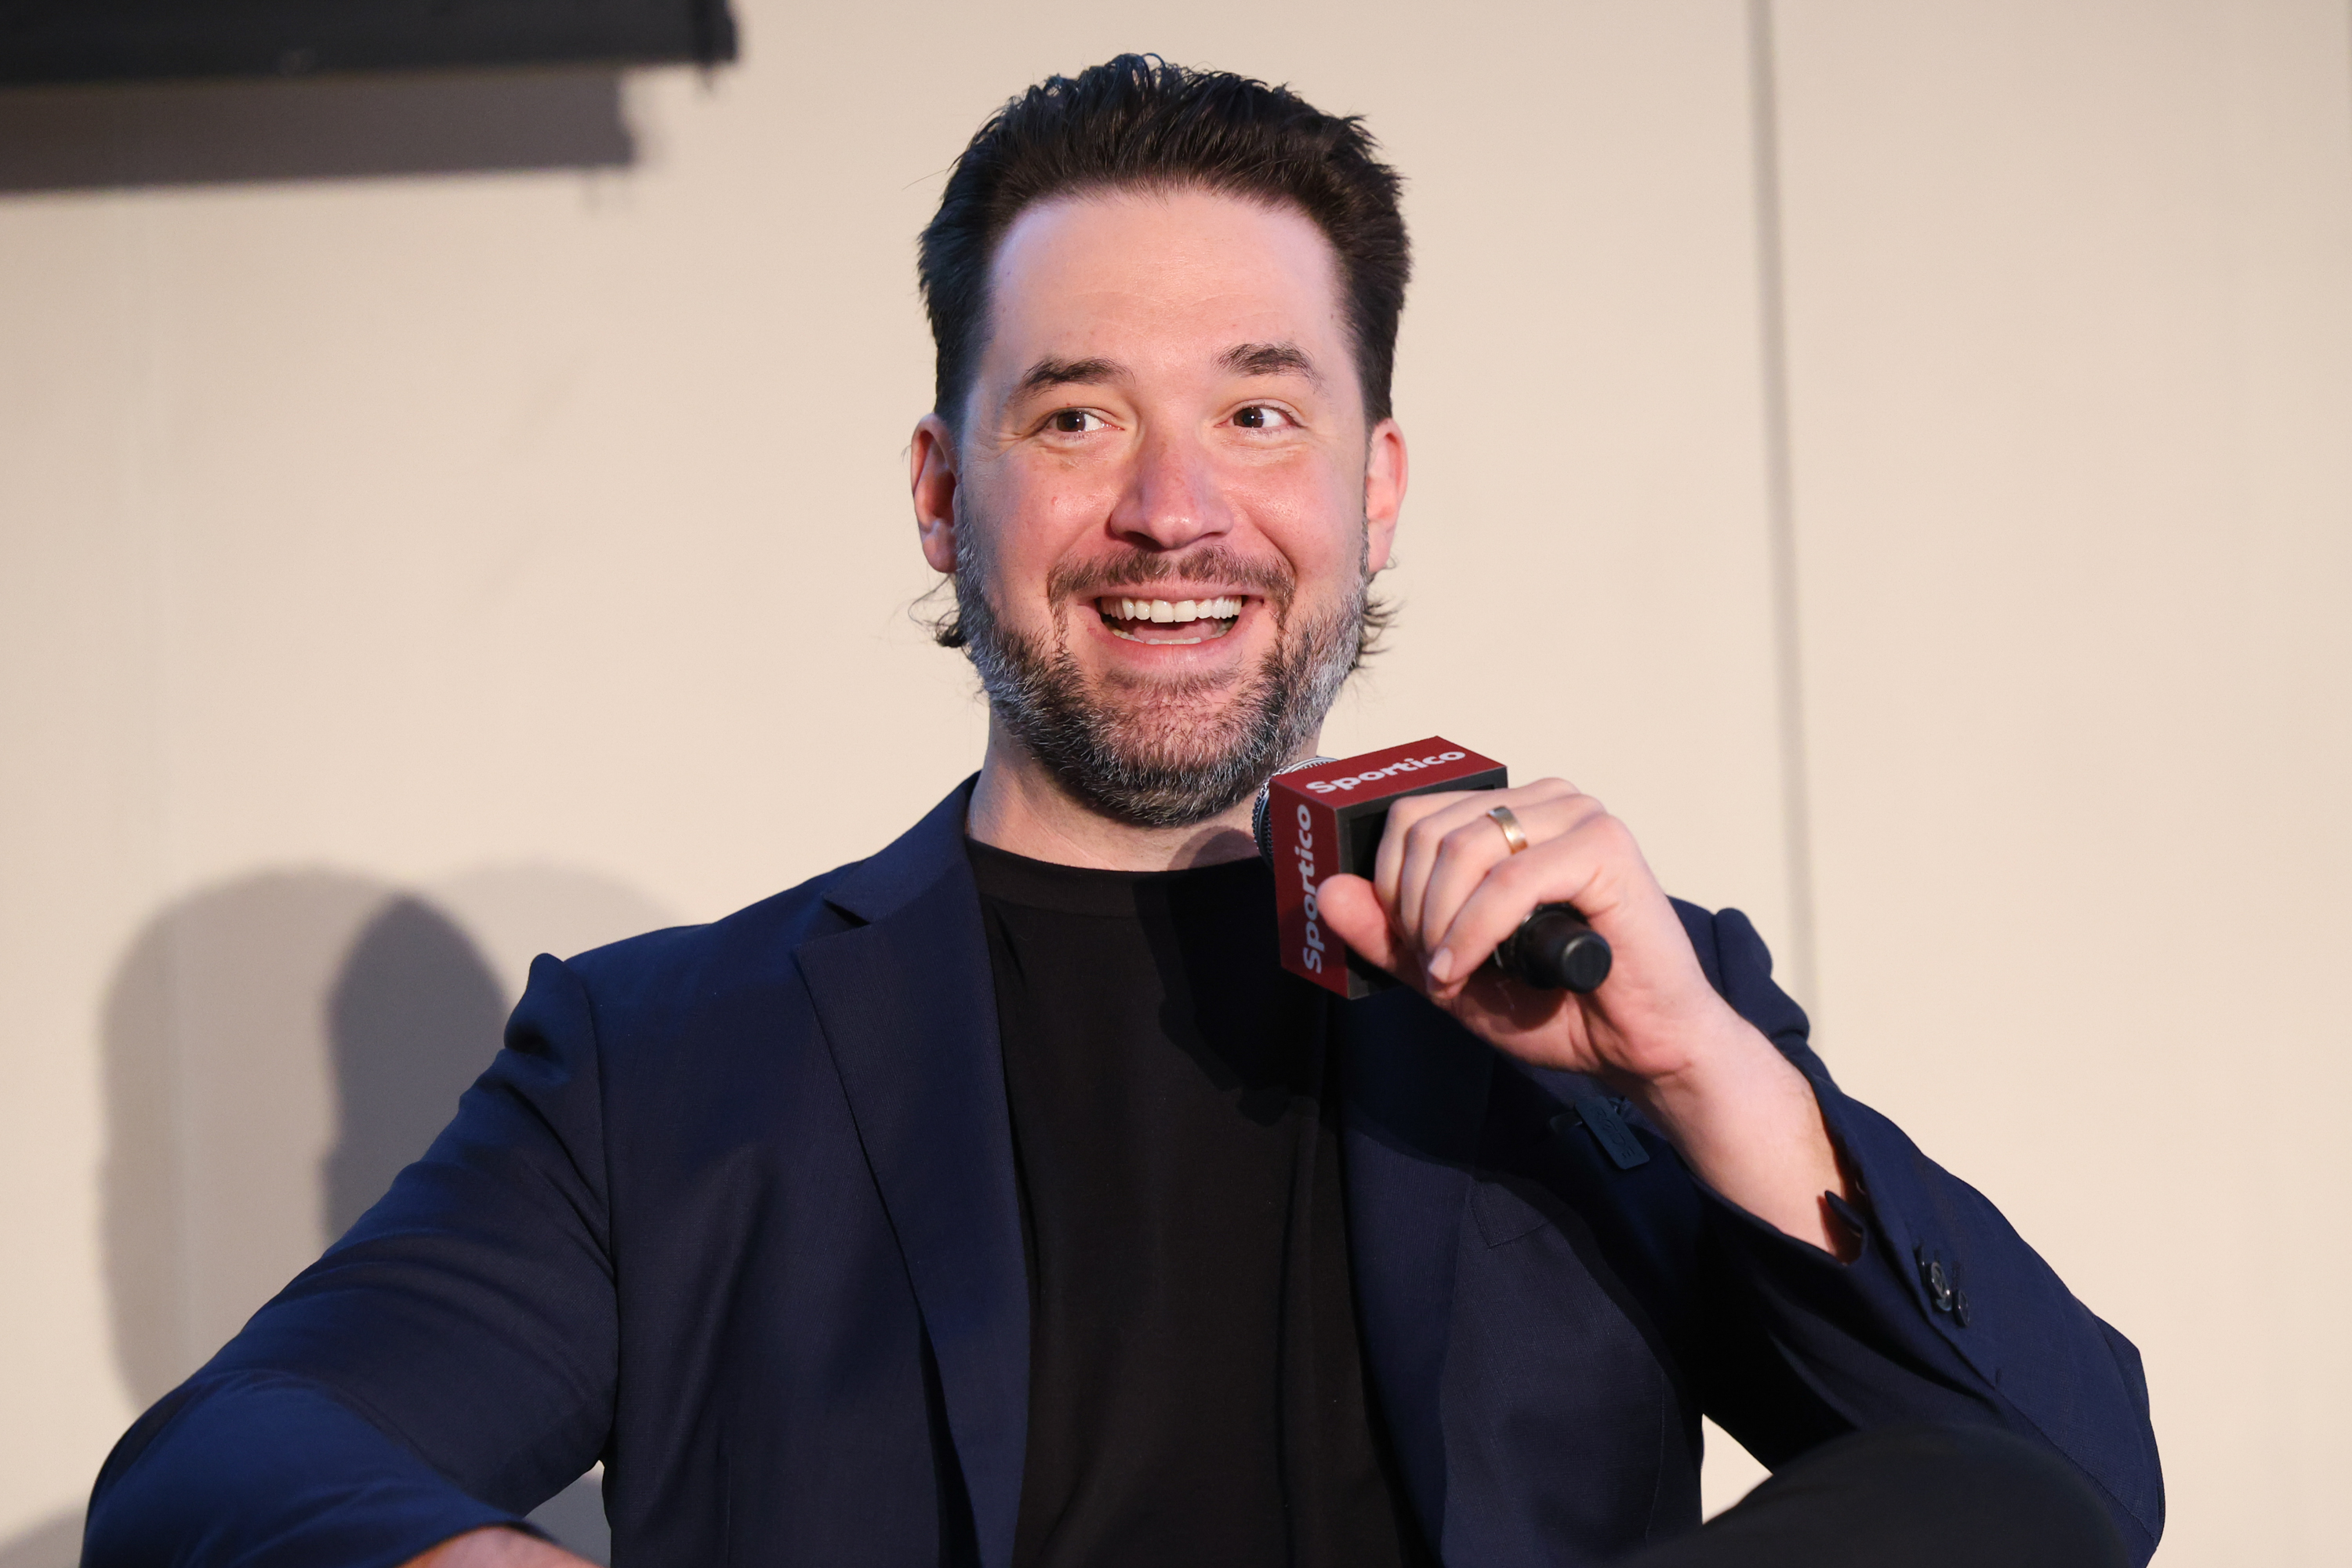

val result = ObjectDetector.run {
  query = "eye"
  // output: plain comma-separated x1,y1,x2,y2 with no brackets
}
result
1232,405,1298,431
1048,408,1109,434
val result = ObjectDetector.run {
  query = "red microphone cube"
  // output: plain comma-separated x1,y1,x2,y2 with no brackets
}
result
1267,737,1508,997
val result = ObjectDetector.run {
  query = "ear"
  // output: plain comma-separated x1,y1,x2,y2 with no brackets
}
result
910,414,961,574
1363,416,1407,575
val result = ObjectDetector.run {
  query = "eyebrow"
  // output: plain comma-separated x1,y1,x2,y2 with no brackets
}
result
1013,342,1323,399
1221,341,1321,383
1015,356,1127,396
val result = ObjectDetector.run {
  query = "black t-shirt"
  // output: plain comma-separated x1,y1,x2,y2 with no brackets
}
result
966,839,1419,1568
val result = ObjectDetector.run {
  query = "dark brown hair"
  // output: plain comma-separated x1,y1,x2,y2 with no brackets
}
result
916,54,1410,427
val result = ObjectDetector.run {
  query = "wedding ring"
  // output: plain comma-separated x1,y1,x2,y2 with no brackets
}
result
1486,804,1530,855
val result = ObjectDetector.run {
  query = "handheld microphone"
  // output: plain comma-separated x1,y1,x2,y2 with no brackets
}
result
1251,738,1613,1000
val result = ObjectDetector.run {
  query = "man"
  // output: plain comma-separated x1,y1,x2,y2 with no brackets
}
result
86,56,2161,1568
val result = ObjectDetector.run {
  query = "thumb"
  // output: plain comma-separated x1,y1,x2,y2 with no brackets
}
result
1316,873,1412,984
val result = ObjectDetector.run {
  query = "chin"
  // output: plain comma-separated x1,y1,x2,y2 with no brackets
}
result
1094,689,1262,773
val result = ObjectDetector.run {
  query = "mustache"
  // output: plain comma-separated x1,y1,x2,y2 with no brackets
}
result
1045,545,1297,615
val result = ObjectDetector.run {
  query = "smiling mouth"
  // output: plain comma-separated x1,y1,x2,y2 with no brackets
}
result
1095,595,1247,645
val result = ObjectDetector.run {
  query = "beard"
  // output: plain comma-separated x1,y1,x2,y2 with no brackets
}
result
952,533,1371,830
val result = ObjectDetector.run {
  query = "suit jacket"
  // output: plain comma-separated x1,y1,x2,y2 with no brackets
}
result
87,782,2163,1567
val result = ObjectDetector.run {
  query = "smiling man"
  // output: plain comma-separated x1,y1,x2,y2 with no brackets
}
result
914,175,1400,857
85,57,2160,1568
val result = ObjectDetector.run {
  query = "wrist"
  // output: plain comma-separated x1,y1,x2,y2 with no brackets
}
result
1614,1010,1856,1257
1613,1004,1788,1135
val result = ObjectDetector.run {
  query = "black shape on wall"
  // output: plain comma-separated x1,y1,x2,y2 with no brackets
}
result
0,1,737,87
0,1508,82,1568
0,67,633,191
100,874,510,1406
324,895,512,1238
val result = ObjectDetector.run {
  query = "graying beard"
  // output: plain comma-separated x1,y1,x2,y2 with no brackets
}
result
953,543,1366,830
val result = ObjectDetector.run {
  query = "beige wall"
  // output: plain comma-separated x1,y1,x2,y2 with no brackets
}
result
1,2,2343,1562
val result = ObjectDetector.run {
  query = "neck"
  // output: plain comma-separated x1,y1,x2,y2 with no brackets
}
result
964,717,1295,871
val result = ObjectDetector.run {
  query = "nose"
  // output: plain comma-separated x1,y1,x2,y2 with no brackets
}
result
1108,426,1233,553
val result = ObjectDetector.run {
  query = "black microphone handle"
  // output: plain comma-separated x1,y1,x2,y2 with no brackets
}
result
1491,903,1613,993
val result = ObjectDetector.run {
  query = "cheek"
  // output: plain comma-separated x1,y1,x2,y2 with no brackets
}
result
1247,470,1367,577
964,479,1102,619
989,454,1123,542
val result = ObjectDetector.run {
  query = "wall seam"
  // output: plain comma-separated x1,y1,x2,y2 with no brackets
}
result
1744,0,1819,1014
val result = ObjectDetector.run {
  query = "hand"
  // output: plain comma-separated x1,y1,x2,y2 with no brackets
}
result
1319,779,1737,1080
1316,780,1857,1255
402,1527,597,1568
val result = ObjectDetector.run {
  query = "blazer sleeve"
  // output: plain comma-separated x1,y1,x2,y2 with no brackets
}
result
85,954,619,1568
1671,904,2163,1564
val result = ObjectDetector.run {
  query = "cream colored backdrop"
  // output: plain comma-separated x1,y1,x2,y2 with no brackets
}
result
2,2,2344,1563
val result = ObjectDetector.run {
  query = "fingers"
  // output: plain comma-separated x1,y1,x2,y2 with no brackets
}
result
1417,789,1600,961
1316,873,1401,980
1374,779,1582,951
1425,811,1632,989
1373,783,1597,970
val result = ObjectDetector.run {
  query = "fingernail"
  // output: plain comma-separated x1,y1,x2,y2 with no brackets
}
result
1427,948,1454,984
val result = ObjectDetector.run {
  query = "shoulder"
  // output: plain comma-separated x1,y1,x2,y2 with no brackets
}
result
550,861,868,1022
517,779,980,1049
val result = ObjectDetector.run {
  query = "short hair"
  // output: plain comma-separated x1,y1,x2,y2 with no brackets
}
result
917,54,1411,430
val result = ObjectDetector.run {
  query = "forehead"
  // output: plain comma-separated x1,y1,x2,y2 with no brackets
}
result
982,187,1348,376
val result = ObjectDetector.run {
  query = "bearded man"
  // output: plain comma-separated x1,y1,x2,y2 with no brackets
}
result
85,56,2161,1568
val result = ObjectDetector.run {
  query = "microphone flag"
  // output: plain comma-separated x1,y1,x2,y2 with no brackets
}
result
1257,737,1506,998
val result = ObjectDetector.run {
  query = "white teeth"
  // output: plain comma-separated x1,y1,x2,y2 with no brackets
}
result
1098,595,1248,626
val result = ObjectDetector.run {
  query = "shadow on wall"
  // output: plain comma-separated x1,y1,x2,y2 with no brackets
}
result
94,865,669,1562
321,894,513,1239
100,872,501,1406
0,1511,81,1568
0,66,633,194
104,871,412,1406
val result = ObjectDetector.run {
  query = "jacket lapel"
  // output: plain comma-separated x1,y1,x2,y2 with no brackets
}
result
1338,988,1494,1552
796,782,1028,1568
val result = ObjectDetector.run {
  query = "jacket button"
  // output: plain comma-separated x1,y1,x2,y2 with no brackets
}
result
1917,1249,1958,1314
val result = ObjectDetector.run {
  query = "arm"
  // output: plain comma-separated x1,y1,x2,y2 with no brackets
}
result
85,956,620,1568
1319,786,2162,1558
1318,779,1853,1253
1685,905,2159,1553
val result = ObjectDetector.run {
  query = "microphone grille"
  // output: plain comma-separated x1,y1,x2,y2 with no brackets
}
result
1251,757,1336,864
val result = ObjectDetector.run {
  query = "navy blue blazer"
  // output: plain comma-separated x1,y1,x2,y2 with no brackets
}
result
87,783,2162,1566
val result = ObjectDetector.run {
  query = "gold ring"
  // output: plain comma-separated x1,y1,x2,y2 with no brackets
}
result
1486,804,1530,855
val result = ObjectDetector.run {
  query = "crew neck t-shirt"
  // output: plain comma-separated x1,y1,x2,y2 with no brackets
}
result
965,838,1419,1568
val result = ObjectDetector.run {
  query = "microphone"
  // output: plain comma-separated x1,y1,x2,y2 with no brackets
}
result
1252,738,1613,1000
